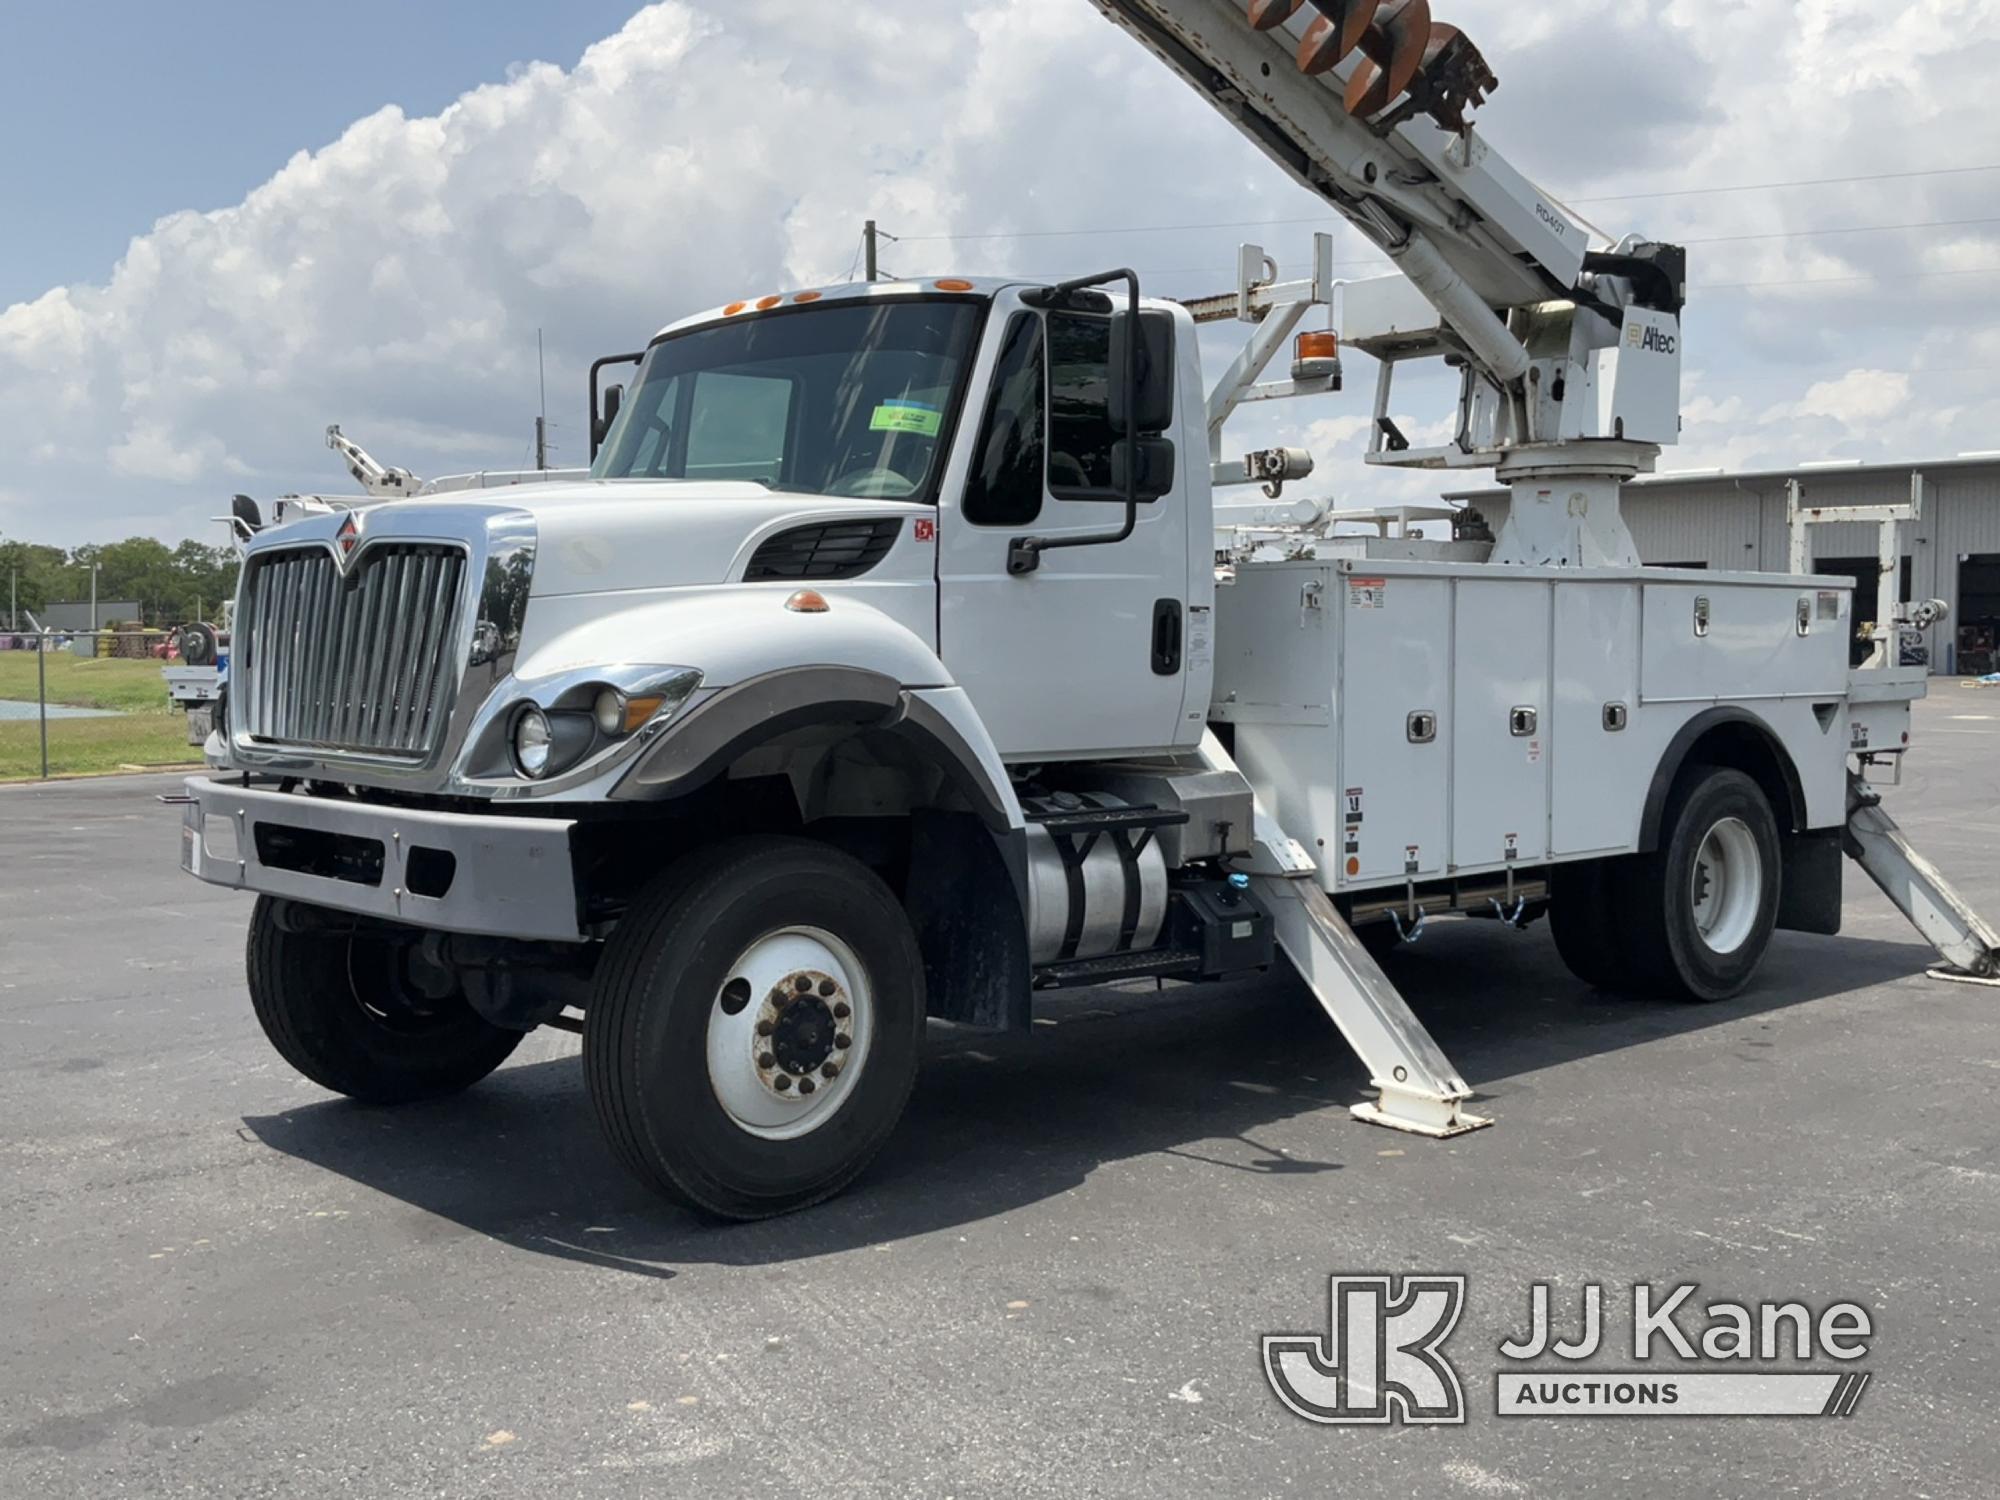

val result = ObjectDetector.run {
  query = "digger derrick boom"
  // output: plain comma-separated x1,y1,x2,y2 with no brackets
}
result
1085,0,1590,319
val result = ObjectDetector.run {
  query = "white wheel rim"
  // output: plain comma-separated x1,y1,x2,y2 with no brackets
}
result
1690,816,1762,955
705,926,872,1141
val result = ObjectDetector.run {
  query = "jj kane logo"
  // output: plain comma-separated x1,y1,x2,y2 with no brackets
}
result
1266,1276,1872,1425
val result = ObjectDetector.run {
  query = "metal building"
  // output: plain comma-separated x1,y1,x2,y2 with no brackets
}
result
1447,454,2000,674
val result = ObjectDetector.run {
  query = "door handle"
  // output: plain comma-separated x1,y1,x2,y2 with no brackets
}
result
1151,598,1183,675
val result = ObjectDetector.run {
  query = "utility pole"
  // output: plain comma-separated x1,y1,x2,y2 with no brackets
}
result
90,562,99,632
864,219,879,283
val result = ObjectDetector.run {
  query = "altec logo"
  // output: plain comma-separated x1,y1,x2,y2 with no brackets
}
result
1625,322,1679,356
1264,1275,1468,1425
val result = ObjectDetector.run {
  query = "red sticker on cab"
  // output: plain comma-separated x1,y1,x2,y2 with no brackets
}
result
913,518,936,542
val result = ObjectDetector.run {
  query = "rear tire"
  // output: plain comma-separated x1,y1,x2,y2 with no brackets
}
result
1616,766,1781,1002
584,836,926,1219
245,897,523,1103
1550,857,1625,989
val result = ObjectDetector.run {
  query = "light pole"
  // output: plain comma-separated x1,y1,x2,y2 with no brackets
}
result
90,562,100,632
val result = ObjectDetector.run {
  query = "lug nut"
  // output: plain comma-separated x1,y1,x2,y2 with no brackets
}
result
817,978,837,997
833,1002,851,1020
798,1077,816,1096
758,1052,776,1070
793,974,813,993
774,1074,793,1092
834,1033,852,1051
821,1063,840,1080
756,1019,775,1037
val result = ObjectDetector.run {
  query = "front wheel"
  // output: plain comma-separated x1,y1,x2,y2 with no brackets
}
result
1616,766,1781,1002
584,836,926,1219
245,897,523,1103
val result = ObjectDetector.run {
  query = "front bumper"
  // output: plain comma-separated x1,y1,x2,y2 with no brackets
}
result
178,777,585,942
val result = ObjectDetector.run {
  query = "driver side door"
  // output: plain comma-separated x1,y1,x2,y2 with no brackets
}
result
934,294,1196,760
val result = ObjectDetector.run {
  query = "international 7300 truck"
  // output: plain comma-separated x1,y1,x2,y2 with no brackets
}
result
175,0,2000,1217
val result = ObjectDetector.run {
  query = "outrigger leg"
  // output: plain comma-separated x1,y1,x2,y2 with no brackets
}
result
1844,772,2000,986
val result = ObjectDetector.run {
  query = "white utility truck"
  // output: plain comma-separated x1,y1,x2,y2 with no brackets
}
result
175,0,1999,1218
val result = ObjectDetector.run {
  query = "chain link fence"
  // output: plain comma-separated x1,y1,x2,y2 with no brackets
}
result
0,628,213,781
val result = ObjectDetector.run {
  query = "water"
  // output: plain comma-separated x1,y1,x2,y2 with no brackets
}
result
0,700,122,720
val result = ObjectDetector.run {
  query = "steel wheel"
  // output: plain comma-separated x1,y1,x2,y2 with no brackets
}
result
706,926,873,1140
1689,816,1763,956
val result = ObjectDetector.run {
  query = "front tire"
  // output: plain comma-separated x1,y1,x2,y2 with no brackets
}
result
1616,766,1781,1002
584,836,926,1219
245,897,523,1103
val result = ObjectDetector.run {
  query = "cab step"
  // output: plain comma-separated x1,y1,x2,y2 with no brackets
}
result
1032,947,1204,990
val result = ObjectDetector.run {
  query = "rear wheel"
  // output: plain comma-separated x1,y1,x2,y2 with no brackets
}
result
245,897,523,1103
1549,857,1625,989
1616,766,1781,1002
584,836,926,1219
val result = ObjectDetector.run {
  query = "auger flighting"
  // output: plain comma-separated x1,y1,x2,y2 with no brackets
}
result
1249,0,1497,131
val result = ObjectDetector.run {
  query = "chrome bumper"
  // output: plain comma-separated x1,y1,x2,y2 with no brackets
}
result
178,777,584,942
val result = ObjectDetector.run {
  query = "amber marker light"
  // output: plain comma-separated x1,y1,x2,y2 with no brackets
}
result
785,590,831,614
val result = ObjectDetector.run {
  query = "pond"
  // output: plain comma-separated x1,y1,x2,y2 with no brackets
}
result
0,700,122,721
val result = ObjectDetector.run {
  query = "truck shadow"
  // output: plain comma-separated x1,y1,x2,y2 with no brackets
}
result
240,922,1933,1279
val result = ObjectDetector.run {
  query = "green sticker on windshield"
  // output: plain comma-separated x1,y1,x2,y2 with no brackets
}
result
869,399,942,437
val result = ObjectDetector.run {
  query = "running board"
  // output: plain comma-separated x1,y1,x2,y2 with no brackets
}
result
1251,869,1491,1138
1844,772,2000,981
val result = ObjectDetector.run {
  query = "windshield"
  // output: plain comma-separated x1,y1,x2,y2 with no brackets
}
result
591,298,985,500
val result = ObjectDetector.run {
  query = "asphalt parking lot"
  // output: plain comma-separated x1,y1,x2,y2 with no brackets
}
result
3,682,1997,1498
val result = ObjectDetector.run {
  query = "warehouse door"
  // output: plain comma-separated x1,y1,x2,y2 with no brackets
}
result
1956,554,2000,675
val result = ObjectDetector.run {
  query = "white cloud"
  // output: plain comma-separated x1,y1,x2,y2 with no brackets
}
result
1,0,1997,544
1774,369,1913,426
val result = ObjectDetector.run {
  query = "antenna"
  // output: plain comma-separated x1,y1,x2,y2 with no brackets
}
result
535,328,549,470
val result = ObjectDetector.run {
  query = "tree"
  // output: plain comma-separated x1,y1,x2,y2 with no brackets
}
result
0,532,240,628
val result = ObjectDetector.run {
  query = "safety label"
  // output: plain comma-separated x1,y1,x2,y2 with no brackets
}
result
870,399,942,436
1348,577,1387,609
1344,788,1364,825
1186,606,1214,669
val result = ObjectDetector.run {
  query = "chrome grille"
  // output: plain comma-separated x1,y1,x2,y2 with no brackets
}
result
237,543,469,759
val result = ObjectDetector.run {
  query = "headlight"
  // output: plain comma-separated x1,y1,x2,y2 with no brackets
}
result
512,706,553,778
592,688,625,737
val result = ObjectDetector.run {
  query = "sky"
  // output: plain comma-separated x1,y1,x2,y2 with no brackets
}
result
2,0,1997,547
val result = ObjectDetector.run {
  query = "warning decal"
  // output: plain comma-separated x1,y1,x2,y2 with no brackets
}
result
1348,577,1387,609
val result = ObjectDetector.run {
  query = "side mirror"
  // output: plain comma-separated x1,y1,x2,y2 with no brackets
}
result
588,351,644,459
230,494,263,532
1109,308,1176,435
592,384,624,450
1111,437,1176,501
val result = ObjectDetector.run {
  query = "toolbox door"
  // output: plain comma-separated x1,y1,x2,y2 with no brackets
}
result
1450,579,1552,870
1337,571,1449,884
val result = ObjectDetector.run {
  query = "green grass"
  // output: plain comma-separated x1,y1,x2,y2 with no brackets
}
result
0,653,180,714
0,713,202,781
0,653,204,779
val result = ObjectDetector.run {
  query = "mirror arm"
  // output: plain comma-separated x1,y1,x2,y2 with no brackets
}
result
1007,268,1141,577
